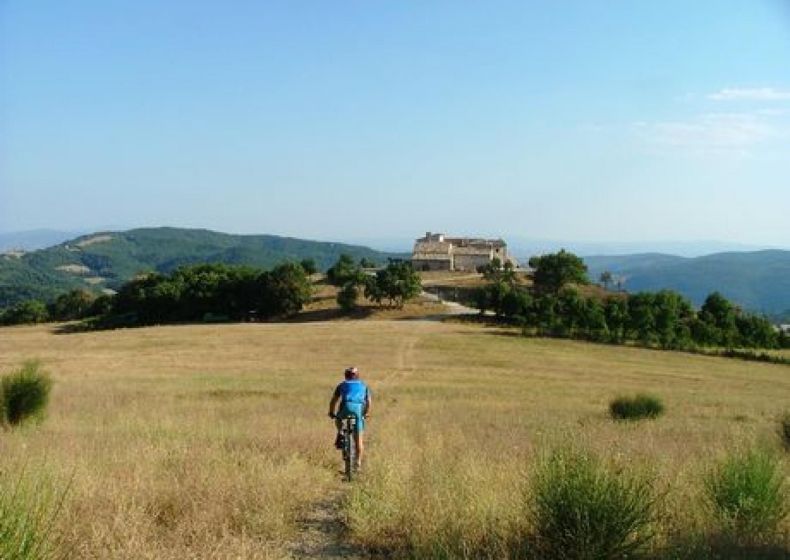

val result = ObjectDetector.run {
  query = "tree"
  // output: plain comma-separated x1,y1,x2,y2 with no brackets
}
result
483,261,516,285
528,250,589,293
697,292,738,347
364,261,421,308
525,293,561,336
652,290,694,349
300,258,318,275
481,280,511,317
359,257,377,269
327,254,363,287
48,289,96,321
604,298,628,343
258,262,312,318
501,288,532,321
89,294,115,317
0,300,49,325
556,288,587,337
735,313,778,349
627,292,658,346
337,282,359,312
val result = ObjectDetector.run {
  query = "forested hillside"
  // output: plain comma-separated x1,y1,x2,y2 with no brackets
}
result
584,250,790,318
0,227,398,306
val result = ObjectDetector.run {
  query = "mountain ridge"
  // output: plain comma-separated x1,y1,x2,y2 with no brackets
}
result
583,250,790,319
0,227,401,307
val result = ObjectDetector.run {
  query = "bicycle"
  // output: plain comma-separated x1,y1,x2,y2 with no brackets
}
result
334,415,358,482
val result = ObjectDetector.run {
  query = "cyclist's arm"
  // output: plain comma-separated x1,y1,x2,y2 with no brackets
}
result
364,390,372,417
328,386,340,417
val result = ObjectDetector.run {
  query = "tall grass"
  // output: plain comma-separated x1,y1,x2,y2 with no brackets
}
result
1,320,789,556
530,448,659,559
609,394,665,421
345,432,525,559
0,466,66,560
704,448,788,544
1,361,52,426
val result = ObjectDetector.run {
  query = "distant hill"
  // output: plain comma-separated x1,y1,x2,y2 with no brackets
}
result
0,227,400,307
583,250,790,318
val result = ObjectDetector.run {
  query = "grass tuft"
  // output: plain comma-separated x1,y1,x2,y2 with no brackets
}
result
704,447,788,544
1,361,52,426
530,448,659,559
0,466,67,560
609,394,665,421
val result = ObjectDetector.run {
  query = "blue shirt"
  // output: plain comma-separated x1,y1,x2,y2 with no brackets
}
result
335,379,370,406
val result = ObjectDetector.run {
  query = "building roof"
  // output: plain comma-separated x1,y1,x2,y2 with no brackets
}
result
445,237,506,249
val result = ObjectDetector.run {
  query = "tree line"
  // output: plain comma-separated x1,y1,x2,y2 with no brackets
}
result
0,262,313,327
0,256,422,327
474,250,788,350
327,254,421,311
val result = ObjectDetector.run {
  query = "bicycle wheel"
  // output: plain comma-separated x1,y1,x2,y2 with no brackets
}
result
343,427,355,482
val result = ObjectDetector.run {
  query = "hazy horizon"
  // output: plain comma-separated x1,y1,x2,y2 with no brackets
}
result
2,2,789,246
1,224,787,258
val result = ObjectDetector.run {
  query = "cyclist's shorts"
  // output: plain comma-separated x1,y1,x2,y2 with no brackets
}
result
336,402,365,432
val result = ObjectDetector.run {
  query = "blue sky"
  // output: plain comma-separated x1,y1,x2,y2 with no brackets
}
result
1,1,789,249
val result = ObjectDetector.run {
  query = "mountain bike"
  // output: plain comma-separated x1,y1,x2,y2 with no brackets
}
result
335,415,358,482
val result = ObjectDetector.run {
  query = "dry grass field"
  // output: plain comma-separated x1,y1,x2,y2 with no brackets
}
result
0,318,788,558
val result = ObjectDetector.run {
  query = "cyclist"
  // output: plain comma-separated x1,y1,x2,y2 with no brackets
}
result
328,366,371,470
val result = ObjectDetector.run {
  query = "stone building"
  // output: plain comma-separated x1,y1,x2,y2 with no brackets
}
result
411,232,514,271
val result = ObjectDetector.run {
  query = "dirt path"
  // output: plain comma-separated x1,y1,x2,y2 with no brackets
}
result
288,331,422,558
287,488,363,559
417,291,478,320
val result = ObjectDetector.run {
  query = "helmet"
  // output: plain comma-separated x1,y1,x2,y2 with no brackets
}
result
344,366,359,379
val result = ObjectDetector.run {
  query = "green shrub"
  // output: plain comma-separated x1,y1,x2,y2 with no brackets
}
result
337,282,359,312
530,448,659,559
779,412,790,451
0,467,66,560
704,448,788,543
609,394,664,421
1,361,52,426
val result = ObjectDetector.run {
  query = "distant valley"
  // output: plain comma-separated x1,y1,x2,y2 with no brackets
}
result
583,251,790,321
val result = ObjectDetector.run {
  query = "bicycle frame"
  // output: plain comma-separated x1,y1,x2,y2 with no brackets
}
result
338,415,358,482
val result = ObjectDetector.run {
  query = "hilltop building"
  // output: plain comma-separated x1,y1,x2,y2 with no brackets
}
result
411,232,515,271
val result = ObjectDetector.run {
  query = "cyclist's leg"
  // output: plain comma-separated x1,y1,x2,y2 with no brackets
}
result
354,429,363,469
351,406,365,468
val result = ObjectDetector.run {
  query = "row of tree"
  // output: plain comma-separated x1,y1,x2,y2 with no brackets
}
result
0,262,313,327
327,255,422,311
0,289,109,326
110,262,311,325
475,250,787,350
0,256,421,327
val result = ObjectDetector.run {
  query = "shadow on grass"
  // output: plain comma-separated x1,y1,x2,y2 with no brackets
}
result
453,320,790,366
283,307,374,322
51,307,379,334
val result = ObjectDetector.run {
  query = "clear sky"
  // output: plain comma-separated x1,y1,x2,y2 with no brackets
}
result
1,1,789,247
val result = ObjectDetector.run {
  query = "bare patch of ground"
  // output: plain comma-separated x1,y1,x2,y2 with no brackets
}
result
288,490,364,560
75,234,113,247
56,264,91,274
